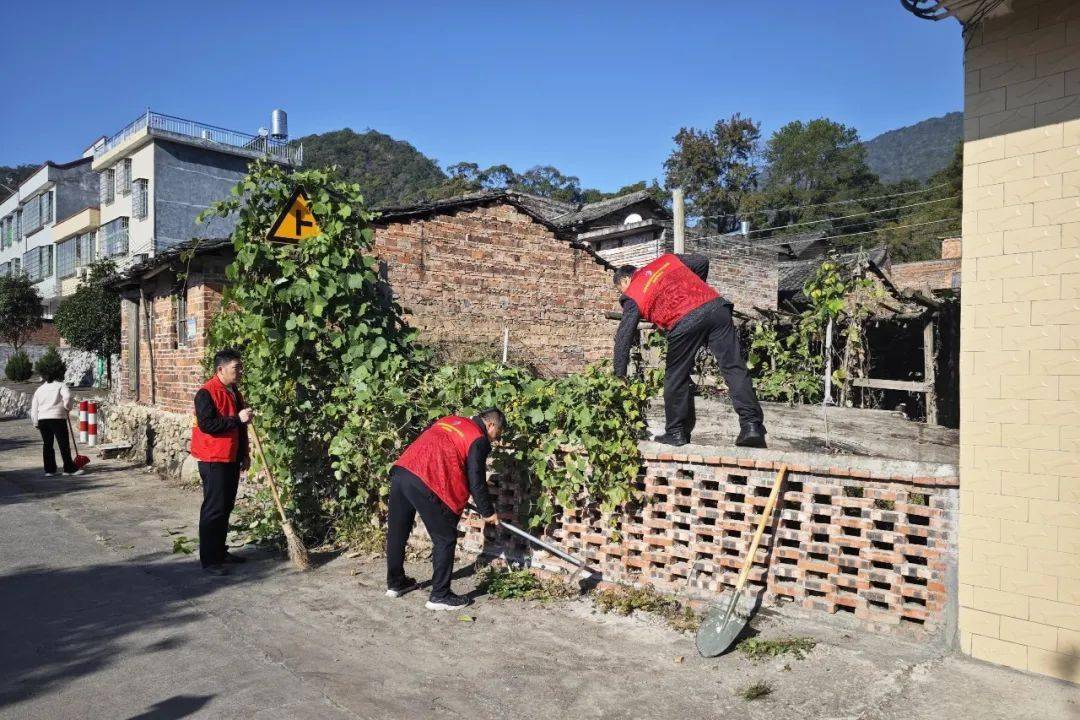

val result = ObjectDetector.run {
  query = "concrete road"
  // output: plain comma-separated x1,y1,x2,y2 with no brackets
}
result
0,417,1075,719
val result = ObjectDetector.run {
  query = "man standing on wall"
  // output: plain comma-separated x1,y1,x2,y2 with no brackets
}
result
385,409,504,610
191,348,253,576
612,253,767,448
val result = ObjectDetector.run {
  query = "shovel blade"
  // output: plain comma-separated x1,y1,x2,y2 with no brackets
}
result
695,590,751,657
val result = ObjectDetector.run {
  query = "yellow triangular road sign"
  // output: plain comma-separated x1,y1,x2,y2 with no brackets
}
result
268,186,321,242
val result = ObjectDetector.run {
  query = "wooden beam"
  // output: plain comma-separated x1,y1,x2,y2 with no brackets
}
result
852,377,931,393
924,317,938,425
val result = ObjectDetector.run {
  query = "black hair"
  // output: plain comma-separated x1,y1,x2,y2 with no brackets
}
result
613,265,637,286
213,348,243,370
40,365,64,383
478,407,506,433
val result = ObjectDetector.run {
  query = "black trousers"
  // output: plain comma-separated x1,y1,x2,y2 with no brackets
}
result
198,461,240,567
38,419,76,474
665,299,764,437
386,466,460,600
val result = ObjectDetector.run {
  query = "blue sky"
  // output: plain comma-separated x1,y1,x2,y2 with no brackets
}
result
0,1,961,191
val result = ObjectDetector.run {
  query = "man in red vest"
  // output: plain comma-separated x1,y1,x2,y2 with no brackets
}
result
385,409,504,610
191,348,254,576
612,253,766,448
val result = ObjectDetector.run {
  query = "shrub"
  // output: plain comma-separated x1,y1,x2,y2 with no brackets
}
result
5,351,32,382
34,347,66,382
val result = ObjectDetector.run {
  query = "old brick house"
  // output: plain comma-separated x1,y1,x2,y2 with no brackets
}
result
112,188,783,413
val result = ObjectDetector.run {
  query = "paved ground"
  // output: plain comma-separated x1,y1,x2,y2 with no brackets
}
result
1,417,1074,720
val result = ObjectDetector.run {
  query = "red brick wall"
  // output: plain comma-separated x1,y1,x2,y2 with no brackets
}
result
889,258,962,294
685,239,779,312
464,451,959,634
374,204,616,375
28,321,61,346
119,261,227,414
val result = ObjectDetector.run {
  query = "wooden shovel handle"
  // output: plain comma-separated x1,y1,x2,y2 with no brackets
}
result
732,464,788,595
248,422,290,524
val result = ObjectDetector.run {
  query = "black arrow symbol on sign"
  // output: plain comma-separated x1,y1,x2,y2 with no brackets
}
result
293,208,313,236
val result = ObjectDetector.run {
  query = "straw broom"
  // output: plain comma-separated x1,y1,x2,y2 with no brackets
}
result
249,422,312,571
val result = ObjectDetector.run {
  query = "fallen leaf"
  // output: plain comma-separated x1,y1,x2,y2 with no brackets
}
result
458,615,475,622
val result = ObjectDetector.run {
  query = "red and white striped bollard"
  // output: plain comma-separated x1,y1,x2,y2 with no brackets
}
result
87,402,97,447
79,400,88,443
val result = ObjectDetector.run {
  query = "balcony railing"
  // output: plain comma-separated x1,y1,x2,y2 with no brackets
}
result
95,110,303,165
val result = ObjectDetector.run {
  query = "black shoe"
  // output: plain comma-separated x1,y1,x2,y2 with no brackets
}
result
202,564,230,577
386,576,419,598
426,592,472,611
736,422,768,448
223,552,247,564
652,431,689,447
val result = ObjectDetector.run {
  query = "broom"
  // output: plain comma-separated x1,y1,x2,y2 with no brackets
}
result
248,422,312,571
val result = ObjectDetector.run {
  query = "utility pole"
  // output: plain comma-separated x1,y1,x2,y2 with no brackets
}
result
673,188,685,253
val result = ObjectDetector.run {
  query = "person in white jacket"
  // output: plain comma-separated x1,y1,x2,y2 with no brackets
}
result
29,364,79,476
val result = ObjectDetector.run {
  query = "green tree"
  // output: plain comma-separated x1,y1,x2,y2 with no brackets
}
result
34,347,66,381
663,114,762,231
0,274,43,351
877,141,962,261
0,164,38,195
759,118,880,235
54,260,122,382
4,351,32,382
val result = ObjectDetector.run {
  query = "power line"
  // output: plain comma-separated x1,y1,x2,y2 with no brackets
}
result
695,183,952,221
740,195,958,236
691,216,961,251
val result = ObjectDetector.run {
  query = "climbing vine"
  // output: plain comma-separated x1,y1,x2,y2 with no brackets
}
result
746,259,882,405
205,162,660,545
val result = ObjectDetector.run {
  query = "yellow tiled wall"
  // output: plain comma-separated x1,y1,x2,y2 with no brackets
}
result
960,0,1080,683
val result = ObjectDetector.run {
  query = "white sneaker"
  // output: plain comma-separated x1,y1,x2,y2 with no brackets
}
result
425,593,472,611
44,472,56,477
64,470,85,476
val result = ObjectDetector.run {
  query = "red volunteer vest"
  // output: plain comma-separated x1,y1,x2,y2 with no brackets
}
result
190,376,243,463
623,253,719,330
395,415,484,515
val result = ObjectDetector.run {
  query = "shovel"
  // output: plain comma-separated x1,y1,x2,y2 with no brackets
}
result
696,464,787,657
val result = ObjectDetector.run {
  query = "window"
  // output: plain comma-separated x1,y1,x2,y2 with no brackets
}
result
21,245,52,283
11,257,19,275
77,231,96,266
22,195,42,236
100,169,115,205
56,237,77,279
174,288,190,347
42,191,53,224
101,217,129,257
0,261,9,276
117,158,132,197
133,178,148,219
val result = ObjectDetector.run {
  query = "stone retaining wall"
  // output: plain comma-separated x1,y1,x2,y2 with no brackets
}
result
0,386,31,419
102,403,198,484
463,445,959,638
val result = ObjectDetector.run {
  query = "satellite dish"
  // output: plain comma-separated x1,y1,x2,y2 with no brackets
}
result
624,213,643,225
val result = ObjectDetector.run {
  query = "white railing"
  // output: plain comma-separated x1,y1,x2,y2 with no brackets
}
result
95,111,302,165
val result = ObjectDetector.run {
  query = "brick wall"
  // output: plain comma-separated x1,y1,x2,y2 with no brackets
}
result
374,204,615,375
463,449,959,635
684,238,779,312
118,260,226,414
890,258,963,293
942,237,963,259
959,0,1080,683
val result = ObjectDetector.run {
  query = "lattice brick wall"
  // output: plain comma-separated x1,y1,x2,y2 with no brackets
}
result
463,451,959,634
